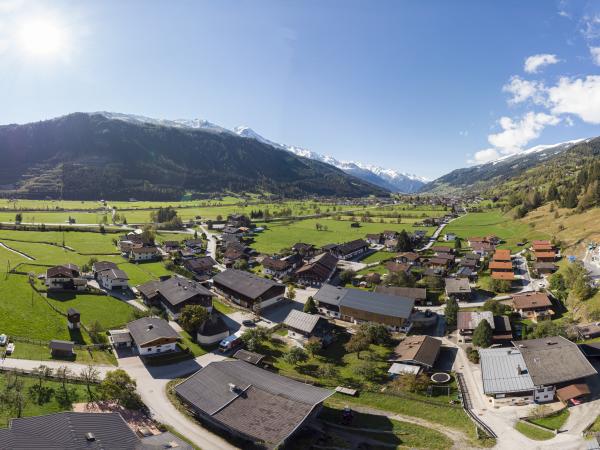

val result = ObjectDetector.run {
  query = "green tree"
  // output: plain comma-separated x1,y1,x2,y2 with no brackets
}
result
355,360,379,382
303,296,317,314
80,365,100,402
472,320,493,348
482,299,508,316
339,269,356,284
390,373,429,393
15,213,22,224
179,305,209,334
444,297,459,327
454,237,462,250
284,347,308,366
359,322,391,345
241,327,270,352
490,278,512,293
344,331,370,359
304,337,322,357
287,284,296,300
98,369,142,409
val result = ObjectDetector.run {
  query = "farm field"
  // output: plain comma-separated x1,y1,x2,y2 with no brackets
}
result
251,217,431,254
9,341,117,366
441,210,550,251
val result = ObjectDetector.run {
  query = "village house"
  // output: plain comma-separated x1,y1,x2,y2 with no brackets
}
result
126,316,180,356
470,241,496,256
388,335,442,373
445,277,472,301
511,292,554,322
226,213,251,228
45,264,87,291
574,322,600,340
295,252,338,287
444,232,457,241
534,250,557,263
314,284,414,332
262,256,295,279
162,240,181,253
533,262,558,276
92,261,129,290
457,311,513,344
233,349,265,366
174,360,333,448
432,245,453,255
129,246,160,262
184,256,217,279
138,276,213,319
291,242,317,257
322,239,369,260
428,257,451,271
396,252,421,266
479,336,597,406
384,238,399,251
374,286,427,305
283,310,333,345
213,269,286,310
365,233,383,245
385,261,411,275
117,233,144,253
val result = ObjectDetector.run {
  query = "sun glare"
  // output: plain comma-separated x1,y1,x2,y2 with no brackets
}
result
19,18,66,57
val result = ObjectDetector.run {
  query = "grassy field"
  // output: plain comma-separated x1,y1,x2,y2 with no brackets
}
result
514,421,555,440
318,405,453,449
252,218,431,254
0,372,94,428
45,292,136,330
360,250,395,264
8,341,117,365
528,409,569,431
442,210,550,252
522,203,600,256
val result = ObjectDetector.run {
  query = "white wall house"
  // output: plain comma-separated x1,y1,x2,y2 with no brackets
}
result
129,247,160,262
98,269,129,290
127,317,180,356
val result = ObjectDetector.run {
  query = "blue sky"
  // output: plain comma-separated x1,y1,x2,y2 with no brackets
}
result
1,0,600,179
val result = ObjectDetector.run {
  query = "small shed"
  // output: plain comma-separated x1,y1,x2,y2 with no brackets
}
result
233,349,265,366
67,308,80,330
50,340,75,358
196,314,229,345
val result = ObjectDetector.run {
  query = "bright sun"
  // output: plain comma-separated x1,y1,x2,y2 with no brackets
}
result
19,19,66,56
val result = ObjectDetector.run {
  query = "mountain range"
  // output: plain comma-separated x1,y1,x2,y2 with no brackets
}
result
99,112,427,193
421,138,591,194
0,112,389,200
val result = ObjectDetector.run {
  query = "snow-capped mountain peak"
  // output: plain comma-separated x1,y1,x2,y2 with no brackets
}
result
93,112,427,193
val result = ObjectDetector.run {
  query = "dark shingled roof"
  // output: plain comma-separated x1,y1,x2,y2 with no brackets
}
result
197,314,229,337
337,239,368,255
213,269,283,300
49,340,74,351
127,317,179,346
92,261,118,273
0,412,142,450
514,336,597,386
315,284,414,319
156,277,213,307
374,286,427,301
283,310,321,334
46,265,80,279
175,361,333,447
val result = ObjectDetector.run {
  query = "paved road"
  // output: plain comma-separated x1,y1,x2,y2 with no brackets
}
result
416,209,466,252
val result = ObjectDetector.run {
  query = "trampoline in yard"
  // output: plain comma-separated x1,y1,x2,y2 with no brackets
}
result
431,372,451,384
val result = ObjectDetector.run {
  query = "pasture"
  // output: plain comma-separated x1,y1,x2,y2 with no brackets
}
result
251,217,431,254
441,210,550,251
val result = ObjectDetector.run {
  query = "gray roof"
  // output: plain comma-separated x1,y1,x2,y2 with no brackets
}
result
49,340,74,351
213,269,283,300
157,276,213,306
315,284,414,318
127,317,179,346
445,277,471,294
175,361,333,447
233,349,265,365
457,311,494,331
514,336,597,386
176,360,332,415
374,286,427,301
479,348,535,394
0,412,142,450
283,310,321,334
103,268,129,281
92,261,118,273
313,284,347,307
341,286,414,319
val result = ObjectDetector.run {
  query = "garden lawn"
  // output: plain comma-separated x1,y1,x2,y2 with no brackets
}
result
528,409,569,431
0,275,71,341
442,210,550,252
178,330,208,357
325,392,477,443
8,341,117,366
0,372,94,428
360,251,395,264
318,405,453,449
514,421,555,440
45,292,135,330
252,218,431,254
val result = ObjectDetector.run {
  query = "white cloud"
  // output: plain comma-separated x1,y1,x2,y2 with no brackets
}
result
469,148,500,164
524,53,560,73
488,112,561,154
459,130,469,137
502,76,545,104
590,47,600,65
547,75,600,123
581,14,600,40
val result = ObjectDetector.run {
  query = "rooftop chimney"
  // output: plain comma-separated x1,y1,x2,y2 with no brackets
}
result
228,383,237,393
85,432,96,442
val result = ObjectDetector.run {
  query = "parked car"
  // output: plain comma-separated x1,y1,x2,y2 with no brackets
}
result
242,319,255,327
0,334,7,346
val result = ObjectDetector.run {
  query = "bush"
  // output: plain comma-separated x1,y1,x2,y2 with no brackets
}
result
466,346,480,363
